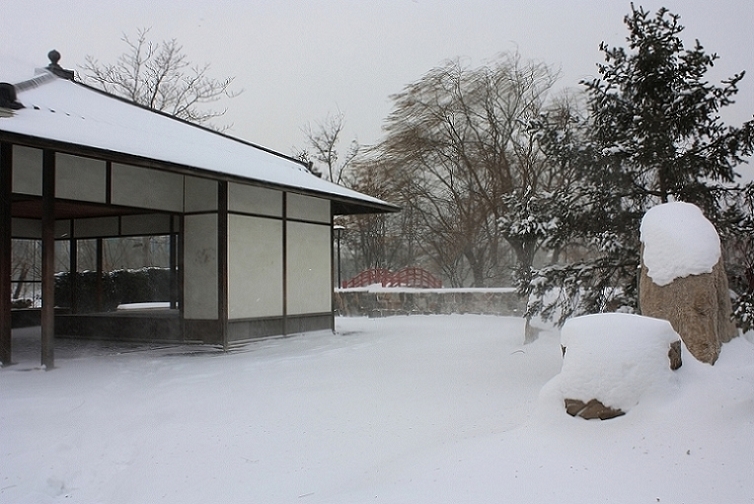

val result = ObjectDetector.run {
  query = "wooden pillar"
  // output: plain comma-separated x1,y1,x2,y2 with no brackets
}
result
330,217,336,333
169,217,177,310
218,181,228,351
176,215,185,341
95,238,103,312
41,149,55,369
282,192,288,337
177,215,184,318
0,143,12,366
69,235,78,314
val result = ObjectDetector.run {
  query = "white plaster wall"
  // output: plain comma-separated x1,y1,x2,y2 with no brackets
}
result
12,145,42,196
228,214,283,319
185,176,217,212
112,163,184,212
229,183,282,217
286,221,332,315
183,213,218,319
55,153,106,203
287,193,330,223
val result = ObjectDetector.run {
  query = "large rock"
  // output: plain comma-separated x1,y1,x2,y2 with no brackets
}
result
639,203,738,365
640,256,737,364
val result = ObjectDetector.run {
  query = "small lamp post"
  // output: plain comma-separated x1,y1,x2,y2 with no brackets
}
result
333,225,345,288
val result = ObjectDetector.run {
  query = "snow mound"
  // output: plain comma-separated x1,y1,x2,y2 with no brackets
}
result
553,313,681,413
640,202,720,286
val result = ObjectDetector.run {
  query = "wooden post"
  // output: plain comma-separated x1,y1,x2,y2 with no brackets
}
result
95,237,103,312
177,215,185,340
69,235,78,314
169,217,177,310
41,150,55,369
282,192,288,337
218,181,228,351
0,143,12,366
331,219,337,333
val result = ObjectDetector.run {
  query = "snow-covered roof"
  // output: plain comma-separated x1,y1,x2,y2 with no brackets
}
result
0,57,397,214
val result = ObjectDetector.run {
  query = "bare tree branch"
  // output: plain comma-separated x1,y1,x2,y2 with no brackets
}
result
80,27,241,131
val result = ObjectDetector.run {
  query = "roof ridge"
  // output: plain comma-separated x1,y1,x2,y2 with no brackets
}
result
14,70,57,93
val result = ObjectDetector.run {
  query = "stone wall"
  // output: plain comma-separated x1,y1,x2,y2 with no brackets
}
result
335,288,524,317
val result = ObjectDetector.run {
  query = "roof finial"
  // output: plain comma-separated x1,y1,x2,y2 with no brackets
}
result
46,49,74,80
48,50,61,66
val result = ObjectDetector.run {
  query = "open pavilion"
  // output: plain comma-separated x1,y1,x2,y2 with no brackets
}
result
0,52,397,368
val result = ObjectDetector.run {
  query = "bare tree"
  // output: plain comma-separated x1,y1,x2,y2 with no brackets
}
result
296,113,391,282
81,27,240,130
297,112,360,184
376,54,561,287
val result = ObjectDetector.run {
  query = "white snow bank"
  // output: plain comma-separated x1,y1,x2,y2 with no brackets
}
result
551,313,681,412
640,202,721,286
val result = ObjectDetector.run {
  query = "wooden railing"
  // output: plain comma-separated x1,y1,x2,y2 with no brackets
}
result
341,268,391,289
341,267,442,289
382,267,442,288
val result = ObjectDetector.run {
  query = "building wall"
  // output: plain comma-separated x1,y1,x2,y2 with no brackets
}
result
7,144,336,343
227,214,283,319
183,212,218,320
225,187,333,336
286,220,332,315
56,154,107,203
286,194,332,316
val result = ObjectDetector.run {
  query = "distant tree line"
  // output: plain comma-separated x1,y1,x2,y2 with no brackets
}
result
301,5,754,332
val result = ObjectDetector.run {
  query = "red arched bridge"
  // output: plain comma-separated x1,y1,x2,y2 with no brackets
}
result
341,267,442,289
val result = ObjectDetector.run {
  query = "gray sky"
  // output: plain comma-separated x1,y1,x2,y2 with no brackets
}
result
3,0,754,161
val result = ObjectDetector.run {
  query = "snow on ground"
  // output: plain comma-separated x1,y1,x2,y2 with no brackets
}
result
2,315,754,503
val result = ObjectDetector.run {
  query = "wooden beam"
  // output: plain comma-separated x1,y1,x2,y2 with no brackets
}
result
0,143,12,365
41,149,55,369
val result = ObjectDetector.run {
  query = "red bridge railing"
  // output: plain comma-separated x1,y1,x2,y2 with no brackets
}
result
382,267,443,289
341,268,391,289
341,267,442,289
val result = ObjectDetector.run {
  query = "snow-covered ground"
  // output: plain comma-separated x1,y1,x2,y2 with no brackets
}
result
2,315,754,503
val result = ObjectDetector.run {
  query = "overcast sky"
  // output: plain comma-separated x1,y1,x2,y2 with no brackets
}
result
3,0,753,161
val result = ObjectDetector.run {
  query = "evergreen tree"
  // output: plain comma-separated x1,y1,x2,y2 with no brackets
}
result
525,5,754,326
